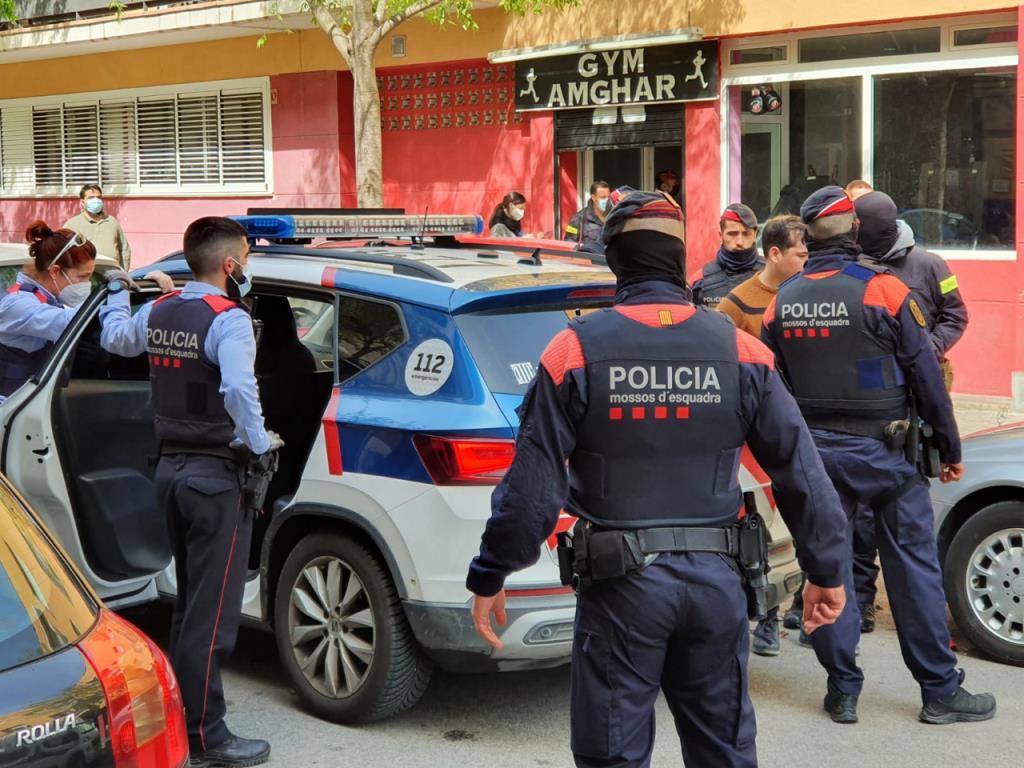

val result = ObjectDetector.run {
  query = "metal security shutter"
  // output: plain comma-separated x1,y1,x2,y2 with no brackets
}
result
220,91,265,184
99,101,137,187
555,104,685,151
0,107,33,191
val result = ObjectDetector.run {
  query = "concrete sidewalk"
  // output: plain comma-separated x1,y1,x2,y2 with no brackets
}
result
953,394,1024,437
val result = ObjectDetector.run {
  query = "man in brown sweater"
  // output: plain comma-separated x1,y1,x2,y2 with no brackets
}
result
718,214,809,656
719,215,808,337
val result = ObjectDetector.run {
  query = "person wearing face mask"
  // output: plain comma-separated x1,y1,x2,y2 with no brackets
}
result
564,181,611,253
689,204,766,308
488,191,529,238
0,220,132,401
64,184,133,270
100,216,281,768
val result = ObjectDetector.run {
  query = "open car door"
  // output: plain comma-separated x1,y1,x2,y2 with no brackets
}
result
0,275,172,607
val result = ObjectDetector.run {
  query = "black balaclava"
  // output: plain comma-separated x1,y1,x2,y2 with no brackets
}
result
605,230,686,289
853,191,900,259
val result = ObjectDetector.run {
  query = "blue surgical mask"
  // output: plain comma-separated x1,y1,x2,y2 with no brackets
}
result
227,260,253,299
85,198,104,215
58,272,91,307
597,198,609,212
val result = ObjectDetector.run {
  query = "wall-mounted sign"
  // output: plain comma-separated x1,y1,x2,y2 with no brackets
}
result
514,41,718,112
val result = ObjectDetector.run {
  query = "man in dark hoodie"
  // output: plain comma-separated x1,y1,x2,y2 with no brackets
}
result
763,186,994,727
854,191,967,391
690,203,765,307
468,189,849,767
852,190,969,632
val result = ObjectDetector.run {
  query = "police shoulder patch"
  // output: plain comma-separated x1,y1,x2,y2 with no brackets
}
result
908,298,926,327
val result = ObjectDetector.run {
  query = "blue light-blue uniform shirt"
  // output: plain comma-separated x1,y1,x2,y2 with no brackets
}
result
0,273,81,353
99,281,272,454
0,273,83,402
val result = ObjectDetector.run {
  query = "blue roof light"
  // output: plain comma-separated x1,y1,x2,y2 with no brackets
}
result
230,213,484,241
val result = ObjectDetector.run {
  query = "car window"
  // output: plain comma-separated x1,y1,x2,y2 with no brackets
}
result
456,306,608,395
337,296,406,382
0,484,97,672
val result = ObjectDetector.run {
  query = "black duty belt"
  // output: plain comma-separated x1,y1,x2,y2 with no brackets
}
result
632,526,738,557
159,441,236,461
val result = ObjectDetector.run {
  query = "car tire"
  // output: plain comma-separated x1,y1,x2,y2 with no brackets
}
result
274,532,433,722
943,500,1024,666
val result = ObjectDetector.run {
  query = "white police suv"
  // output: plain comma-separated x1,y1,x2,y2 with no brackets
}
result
0,214,801,722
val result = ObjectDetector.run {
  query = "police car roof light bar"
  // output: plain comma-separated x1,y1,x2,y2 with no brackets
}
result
230,214,485,242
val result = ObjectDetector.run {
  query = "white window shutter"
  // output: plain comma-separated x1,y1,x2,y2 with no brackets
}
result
137,98,178,185
99,100,138,188
63,103,99,189
220,91,266,184
177,94,220,184
0,106,34,191
32,106,64,189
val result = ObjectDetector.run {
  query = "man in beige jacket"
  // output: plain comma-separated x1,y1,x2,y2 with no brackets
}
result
64,184,132,270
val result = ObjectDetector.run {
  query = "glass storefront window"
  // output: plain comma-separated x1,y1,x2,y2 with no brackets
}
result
798,28,940,63
873,68,1016,249
733,78,861,223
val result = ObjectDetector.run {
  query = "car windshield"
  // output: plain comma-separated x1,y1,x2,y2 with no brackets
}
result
0,482,96,672
457,305,607,395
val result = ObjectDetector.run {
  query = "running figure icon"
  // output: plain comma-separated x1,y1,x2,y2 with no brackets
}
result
520,68,540,102
684,49,708,89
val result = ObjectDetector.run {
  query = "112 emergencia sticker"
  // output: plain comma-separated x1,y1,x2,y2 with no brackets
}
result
405,339,455,396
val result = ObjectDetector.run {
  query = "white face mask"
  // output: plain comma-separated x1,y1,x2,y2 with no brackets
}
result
58,272,91,307
509,206,525,222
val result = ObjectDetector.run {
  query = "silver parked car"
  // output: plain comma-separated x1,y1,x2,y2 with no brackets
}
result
931,422,1024,665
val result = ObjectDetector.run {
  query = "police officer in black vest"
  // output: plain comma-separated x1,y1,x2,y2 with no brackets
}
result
468,190,849,767
690,203,766,307
101,217,280,766
762,186,995,726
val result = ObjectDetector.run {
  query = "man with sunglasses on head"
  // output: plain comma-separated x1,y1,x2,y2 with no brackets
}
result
0,219,138,402
100,216,280,768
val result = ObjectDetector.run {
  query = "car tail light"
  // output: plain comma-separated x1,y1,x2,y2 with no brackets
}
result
414,435,516,485
566,288,615,299
80,609,189,768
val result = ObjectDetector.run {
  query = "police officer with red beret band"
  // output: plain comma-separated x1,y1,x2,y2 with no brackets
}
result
689,203,766,307
467,189,849,767
761,186,996,726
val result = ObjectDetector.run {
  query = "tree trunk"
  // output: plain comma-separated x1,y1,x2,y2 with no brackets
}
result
351,43,385,208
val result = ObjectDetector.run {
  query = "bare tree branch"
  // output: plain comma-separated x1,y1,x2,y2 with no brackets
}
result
372,0,446,45
311,1,354,65
374,0,388,25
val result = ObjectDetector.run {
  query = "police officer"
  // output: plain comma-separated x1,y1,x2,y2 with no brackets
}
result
690,203,766,307
852,190,969,632
564,181,610,253
100,217,280,767
0,220,134,401
468,190,849,767
762,186,995,725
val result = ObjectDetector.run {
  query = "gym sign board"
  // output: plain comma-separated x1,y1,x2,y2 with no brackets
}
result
513,41,718,112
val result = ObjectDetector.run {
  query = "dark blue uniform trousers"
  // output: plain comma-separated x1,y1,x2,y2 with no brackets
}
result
571,552,756,768
155,454,251,754
852,504,881,610
807,431,959,704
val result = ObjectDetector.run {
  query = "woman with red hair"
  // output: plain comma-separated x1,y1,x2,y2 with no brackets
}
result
0,220,100,399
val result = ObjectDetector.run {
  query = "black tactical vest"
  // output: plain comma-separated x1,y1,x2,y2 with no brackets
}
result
770,262,908,435
568,307,748,529
147,291,242,447
0,284,61,397
695,257,765,307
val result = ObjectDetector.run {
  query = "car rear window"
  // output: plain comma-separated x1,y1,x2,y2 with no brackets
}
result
0,484,97,672
457,306,606,395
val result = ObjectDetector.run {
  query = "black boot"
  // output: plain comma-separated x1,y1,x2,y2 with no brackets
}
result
190,735,271,767
920,686,996,725
859,603,876,634
824,681,859,724
783,591,804,630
